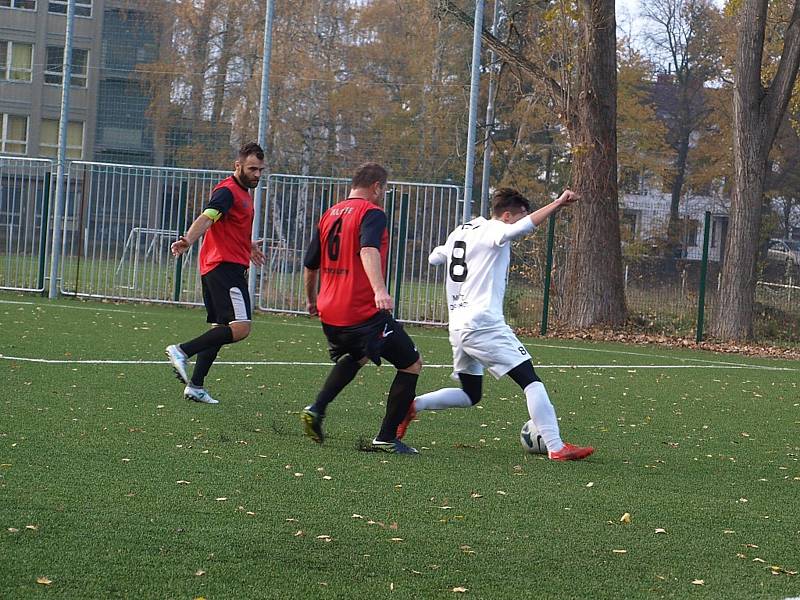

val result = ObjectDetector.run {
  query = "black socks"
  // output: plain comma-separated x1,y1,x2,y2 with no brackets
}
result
190,345,221,388
377,371,419,441
311,355,363,415
180,325,234,358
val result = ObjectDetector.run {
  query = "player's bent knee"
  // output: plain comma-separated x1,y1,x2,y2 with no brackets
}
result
229,321,251,341
400,358,422,375
459,374,482,405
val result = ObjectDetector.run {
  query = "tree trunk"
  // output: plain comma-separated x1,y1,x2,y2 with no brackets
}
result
561,0,626,327
211,8,233,124
667,129,690,255
711,0,800,340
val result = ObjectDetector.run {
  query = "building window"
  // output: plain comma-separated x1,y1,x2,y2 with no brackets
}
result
1,114,28,154
683,218,700,247
0,41,33,82
40,119,84,159
0,0,36,9
48,0,90,17
44,46,88,87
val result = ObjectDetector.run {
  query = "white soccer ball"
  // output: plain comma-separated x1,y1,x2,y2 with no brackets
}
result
520,419,548,454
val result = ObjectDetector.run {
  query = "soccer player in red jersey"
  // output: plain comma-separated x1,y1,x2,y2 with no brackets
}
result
165,142,266,404
301,163,423,454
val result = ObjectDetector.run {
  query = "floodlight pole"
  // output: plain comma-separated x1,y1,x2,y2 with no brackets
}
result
249,0,275,300
462,0,484,222
48,0,75,298
479,0,500,218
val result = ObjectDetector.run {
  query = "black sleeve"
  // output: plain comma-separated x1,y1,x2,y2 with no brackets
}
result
303,228,321,269
205,187,234,215
360,209,387,249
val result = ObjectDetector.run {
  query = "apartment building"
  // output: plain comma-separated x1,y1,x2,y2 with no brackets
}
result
0,0,159,163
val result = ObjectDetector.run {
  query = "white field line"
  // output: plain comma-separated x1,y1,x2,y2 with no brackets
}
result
2,299,794,370
0,355,795,371
0,299,138,314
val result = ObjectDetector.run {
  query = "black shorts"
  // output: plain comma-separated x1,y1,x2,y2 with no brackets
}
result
322,311,419,369
201,262,251,325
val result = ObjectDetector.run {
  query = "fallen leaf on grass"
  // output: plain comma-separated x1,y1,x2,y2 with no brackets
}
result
316,535,333,542
25,525,37,530
176,480,191,485
36,577,52,585
654,528,667,534
451,587,468,593
769,566,797,576
691,579,704,585
8,528,19,533
194,570,206,576
613,549,627,554
293,530,304,537
215,497,227,501
620,513,631,524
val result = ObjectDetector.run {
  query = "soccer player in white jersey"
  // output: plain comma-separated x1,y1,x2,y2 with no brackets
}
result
398,187,594,461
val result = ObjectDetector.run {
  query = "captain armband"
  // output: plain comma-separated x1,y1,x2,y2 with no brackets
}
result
202,208,222,222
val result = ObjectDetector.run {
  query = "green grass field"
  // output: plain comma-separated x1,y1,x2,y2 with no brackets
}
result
1,291,799,599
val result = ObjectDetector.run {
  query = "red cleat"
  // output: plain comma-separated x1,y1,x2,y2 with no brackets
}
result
396,400,417,440
548,443,594,461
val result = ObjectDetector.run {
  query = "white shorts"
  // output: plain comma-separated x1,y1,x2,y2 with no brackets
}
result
449,324,530,379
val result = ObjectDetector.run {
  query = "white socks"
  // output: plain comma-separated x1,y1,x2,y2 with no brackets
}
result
524,381,564,452
415,382,566,453
415,388,473,411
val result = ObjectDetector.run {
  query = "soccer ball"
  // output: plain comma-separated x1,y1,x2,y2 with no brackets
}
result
520,419,548,454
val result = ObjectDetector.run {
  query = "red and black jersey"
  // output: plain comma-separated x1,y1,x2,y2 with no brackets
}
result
199,175,254,276
304,198,388,327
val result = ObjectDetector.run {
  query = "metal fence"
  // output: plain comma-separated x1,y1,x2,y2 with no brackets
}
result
59,161,228,304
258,174,462,324
3,154,798,340
0,157,53,292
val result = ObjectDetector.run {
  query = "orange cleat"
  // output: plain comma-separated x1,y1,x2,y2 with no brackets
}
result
396,400,417,440
548,443,594,461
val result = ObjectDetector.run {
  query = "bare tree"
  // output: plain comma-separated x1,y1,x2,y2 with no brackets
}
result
641,0,721,259
711,0,800,340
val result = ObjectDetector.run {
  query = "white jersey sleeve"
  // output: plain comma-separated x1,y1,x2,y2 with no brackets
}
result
429,245,447,266
495,217,535,245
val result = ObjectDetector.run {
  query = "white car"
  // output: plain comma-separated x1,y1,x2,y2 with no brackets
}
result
767,239,800,266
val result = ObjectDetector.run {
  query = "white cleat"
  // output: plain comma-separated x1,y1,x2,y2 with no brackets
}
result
184,385,219,405
165,344,189,384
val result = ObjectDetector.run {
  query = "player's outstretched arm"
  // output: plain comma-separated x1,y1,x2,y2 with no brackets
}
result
170,213,214,257
529,189,580,227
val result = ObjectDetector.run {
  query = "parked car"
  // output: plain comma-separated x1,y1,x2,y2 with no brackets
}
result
767,238,800,266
